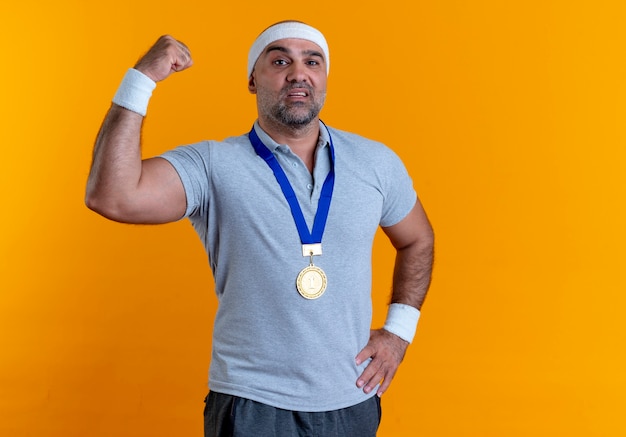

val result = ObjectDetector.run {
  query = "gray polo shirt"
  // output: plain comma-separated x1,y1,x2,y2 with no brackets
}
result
161,121,416,412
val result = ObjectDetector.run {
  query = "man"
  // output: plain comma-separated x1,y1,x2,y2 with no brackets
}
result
86,21,434,437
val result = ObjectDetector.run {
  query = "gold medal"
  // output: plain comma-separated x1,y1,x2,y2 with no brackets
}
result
296,265,327,299
297,245,327,299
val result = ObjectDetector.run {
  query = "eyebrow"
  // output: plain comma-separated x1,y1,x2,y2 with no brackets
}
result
265,45,325,60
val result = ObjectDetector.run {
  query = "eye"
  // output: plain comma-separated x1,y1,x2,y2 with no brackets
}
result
273,59,288,66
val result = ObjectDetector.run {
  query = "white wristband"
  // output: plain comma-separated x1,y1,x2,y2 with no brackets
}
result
383,303,421,344
112,68,156,116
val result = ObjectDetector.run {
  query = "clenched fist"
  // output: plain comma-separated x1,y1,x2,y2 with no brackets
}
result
134,35,193,82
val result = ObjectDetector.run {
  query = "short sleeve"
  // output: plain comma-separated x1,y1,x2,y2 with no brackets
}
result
160,142,211,219
379,149,417,228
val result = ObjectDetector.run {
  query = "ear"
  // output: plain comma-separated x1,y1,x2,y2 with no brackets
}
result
248,73,257,94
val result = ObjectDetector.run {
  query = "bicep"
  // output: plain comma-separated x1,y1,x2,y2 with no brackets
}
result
382,200,434,250
126,157,187,224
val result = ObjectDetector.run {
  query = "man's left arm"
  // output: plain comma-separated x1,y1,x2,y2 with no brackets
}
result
355,200,434,397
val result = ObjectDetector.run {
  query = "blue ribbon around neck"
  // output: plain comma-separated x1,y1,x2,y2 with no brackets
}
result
248,123,335,246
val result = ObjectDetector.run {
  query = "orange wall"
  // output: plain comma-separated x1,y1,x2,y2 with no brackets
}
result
1,1,625,436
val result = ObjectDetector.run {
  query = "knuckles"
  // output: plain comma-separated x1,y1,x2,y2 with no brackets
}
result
135,35,193,82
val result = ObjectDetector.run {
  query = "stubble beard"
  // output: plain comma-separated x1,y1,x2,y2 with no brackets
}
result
275,102,319,127
258,85,326,130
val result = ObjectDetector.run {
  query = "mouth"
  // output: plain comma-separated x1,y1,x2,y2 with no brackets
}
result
287,89,309,98
285,84,312,98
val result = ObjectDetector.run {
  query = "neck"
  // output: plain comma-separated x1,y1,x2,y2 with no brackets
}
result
258,117,320,172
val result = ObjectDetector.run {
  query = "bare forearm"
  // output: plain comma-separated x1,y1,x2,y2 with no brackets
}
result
85,104,144,219
356,217,433,397
85,36,192,224
390,235,434,309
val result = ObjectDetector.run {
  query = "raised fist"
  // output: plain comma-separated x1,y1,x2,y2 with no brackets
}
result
134,35,193,82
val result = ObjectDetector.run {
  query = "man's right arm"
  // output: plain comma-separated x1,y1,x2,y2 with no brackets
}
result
85,35,193,224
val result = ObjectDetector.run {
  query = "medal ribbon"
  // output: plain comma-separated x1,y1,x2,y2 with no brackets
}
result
248,124,335,245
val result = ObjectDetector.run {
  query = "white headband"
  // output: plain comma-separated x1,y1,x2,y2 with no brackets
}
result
247,22,330,78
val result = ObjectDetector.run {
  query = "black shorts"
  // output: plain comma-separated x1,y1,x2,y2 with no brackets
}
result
204,391,382,437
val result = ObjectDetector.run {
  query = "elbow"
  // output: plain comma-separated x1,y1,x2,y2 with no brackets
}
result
85,191,106,216
410,225,434,259
423,225,435,251
84,185,99,212
84,188,131,223
85,194,116,221
420,226,435,260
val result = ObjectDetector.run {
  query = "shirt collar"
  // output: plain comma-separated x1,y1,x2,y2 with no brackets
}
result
252,120,330,154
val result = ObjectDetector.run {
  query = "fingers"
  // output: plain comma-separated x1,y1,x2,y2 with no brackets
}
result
134,35,193,82
170,38,193,72
356,355,385,395
356,352,396,396
355,343,373,367
355,329,408,397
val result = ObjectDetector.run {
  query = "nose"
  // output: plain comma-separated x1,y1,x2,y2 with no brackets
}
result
286,62,308,83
